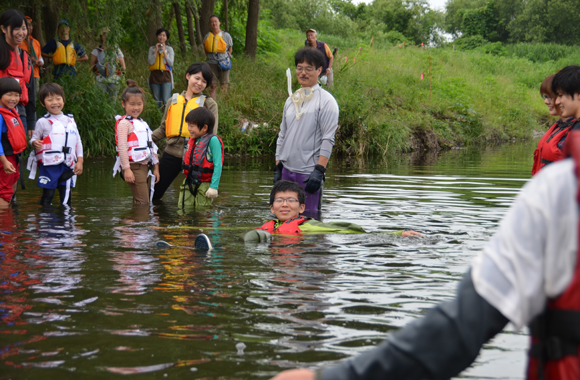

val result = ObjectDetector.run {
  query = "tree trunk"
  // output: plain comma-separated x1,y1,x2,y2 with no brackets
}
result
245,0,259,58
42,1,59,42
148,0,163,46
185,3,198,51
31,5,46,46
173,2,187,55
223,0,229,32
199,0,216,37
190,1,204,48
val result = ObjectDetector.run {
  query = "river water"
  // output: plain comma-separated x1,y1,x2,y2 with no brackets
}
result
1,141,537,379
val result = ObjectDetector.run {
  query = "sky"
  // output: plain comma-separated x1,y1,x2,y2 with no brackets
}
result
352,0,447,11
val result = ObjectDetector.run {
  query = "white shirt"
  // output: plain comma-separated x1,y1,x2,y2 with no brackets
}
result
472,158,578,329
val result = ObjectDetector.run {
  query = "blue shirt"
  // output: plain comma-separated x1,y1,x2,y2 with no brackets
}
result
42,39,86,77
0,112,6,156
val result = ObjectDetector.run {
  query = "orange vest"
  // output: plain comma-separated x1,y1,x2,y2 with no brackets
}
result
204,32,228,54
19,38,41,78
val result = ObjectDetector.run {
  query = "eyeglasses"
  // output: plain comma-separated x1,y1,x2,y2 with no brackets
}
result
296,66,316,73
541,94,552,101
273,197,299,205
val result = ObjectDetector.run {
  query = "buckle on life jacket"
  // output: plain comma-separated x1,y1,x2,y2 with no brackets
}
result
147,141,153,148
62,146,71,154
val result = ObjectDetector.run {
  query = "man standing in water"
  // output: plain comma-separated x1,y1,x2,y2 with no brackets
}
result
269,66,580,380
274,48,339,217
304,29,333,87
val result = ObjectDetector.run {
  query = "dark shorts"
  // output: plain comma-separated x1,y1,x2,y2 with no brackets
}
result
38,163,74,189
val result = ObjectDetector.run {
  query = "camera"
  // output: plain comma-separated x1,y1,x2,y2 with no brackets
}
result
159,44,164,47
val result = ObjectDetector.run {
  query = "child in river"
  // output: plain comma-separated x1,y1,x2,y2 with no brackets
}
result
0,77,27,207
113,80,160,204
29,83,83,206
242,180,423,242
178,107,223,208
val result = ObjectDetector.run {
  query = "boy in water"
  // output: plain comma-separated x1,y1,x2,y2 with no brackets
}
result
243,180,422,242
29,83,83,206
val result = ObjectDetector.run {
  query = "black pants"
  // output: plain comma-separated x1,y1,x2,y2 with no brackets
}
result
153,152,183,200
40,185,72,206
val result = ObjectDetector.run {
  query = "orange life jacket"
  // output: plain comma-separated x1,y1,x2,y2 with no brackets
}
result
0,107,26,155
259,216,310,235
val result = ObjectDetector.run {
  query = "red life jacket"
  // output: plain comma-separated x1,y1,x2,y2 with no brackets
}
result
114,116,153,163
259,216,310,235
0,48,31,106
181,133,223,197
527,130,580,380
182,134,223,180
0,107,26,155
532,119,576,176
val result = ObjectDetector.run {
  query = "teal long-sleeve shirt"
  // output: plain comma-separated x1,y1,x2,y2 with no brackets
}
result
203,134,223,190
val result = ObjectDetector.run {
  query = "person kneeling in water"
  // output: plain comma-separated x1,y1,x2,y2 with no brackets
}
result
242,180,422,242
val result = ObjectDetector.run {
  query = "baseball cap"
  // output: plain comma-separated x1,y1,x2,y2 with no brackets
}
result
306,28,316,34
58,19,70,27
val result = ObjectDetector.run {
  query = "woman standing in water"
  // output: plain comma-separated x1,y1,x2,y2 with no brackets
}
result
151,62,218,201
532,74,576,175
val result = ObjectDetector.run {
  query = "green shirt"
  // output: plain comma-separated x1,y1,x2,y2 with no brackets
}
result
202,134,223,190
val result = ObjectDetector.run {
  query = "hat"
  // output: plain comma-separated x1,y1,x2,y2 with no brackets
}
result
306,28,316,34
58,20,70,27
25,16,33,23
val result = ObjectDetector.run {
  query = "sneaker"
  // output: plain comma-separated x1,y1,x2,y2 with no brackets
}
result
195,234,213,250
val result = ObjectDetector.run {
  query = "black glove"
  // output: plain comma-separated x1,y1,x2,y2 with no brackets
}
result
273,162,283,184
304,164,326,194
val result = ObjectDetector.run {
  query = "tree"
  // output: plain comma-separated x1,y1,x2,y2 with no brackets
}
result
245,0,260,57
173,1,187,55
199,0,216,37
185,2,199,51
148,0,164,46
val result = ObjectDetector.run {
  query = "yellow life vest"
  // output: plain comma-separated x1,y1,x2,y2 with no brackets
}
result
165,94,206,138
52,41,77,66
204,32,227,54
149,52,167,72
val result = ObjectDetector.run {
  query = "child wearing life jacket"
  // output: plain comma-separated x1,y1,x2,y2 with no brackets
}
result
242,180,423,242
113,80,160,204
29,83,83,206
178,107,223,208
0,77,27,207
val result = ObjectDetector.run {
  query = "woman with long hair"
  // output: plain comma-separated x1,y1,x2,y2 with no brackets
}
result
0,9,34,136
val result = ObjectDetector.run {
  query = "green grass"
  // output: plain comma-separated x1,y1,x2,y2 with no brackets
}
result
42,29,564,157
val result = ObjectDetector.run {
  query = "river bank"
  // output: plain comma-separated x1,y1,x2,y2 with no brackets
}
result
53,30,554,157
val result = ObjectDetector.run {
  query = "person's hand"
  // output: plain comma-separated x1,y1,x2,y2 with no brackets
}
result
74,161,83,175
153,168,160,183
27,130,34,139
242,229,272,243
326,68,331,75
402,230,423,237
206,187,218,198
274,162,283,184
123,168,135,183
2,160,16,174
304,164,326,193
269,369,316,380
32,140,42,151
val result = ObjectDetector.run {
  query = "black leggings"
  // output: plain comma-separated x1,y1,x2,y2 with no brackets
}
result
40,185,72,206
153,152,183,200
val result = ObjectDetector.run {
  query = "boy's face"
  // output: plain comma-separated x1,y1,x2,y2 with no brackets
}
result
555,92,580,119
42,94,64,115
270,190,305,222
188,123,208,139
0,92,21,110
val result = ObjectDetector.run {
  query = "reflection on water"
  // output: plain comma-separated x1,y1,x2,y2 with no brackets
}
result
0,142,536,378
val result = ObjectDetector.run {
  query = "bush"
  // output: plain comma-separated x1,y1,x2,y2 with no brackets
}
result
453,34,489,50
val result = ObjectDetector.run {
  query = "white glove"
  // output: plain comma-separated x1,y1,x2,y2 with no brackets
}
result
206,187,218,199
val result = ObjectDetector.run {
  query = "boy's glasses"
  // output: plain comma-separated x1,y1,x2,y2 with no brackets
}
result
541,94,552,101
273,197,299,205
